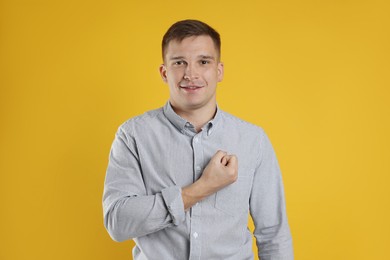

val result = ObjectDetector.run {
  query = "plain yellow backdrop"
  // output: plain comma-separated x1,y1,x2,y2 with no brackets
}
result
1,0,389,259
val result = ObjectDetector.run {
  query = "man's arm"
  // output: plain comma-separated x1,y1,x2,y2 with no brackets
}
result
250,130,294,260
103,127,185,241
103,128,237,242
182,151,238,210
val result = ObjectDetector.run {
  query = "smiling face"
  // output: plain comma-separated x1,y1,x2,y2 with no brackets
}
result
160,35,224,113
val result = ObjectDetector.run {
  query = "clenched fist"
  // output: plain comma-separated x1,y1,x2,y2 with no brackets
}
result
182,150,238,210
200,150,238,194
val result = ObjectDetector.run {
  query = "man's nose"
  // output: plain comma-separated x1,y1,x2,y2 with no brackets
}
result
184,63,199,80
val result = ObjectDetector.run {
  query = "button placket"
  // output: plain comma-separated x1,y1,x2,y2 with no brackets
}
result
189,133,203,260
192,134,203,181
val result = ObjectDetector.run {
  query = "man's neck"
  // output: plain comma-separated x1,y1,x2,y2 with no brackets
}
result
170,102,217,133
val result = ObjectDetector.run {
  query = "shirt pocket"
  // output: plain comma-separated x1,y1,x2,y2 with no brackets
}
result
214,167,254,216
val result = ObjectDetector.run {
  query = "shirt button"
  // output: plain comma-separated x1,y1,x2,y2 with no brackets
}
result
193,137,198,143
193,232,198,238
196,166,201,171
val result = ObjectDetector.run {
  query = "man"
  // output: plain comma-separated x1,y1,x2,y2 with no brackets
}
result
103,19,293,260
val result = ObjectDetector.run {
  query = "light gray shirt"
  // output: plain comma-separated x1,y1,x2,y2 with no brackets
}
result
103,102,293,260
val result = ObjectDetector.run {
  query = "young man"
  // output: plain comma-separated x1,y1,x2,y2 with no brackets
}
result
103,20,294,260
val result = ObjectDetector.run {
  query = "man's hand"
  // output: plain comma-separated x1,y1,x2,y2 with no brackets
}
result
200,150,238,194
182,150,238,210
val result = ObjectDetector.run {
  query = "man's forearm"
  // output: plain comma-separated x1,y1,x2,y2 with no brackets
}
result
182,179,211,211
104,186,185,241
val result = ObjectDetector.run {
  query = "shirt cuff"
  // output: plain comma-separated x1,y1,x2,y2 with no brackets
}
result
161,186,185,226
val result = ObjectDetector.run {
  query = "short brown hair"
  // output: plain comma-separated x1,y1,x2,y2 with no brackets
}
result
162,19,221,62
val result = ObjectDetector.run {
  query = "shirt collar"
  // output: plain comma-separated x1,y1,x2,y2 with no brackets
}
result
163,101,222,136
163,101,188,132
206,105,221,136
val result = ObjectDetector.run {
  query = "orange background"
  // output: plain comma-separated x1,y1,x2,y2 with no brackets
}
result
1,0,389,259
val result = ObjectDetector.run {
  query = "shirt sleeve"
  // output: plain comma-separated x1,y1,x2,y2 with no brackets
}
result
250,129,294,260
102,126,186,242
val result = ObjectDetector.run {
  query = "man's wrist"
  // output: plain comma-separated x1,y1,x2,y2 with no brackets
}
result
182,179,210,211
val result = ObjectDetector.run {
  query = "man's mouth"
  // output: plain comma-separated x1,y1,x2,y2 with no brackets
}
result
180,86,203,89
180,82,205,89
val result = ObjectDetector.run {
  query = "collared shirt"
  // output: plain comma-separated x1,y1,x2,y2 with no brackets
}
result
103,102,293,260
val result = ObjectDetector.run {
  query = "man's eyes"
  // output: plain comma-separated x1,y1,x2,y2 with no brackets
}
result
174,61,185,65
172,60,211,66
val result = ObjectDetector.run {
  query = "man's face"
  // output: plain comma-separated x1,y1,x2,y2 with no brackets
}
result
160,35,224,112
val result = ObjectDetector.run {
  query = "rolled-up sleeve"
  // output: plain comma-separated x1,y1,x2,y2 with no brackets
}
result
102,126,185,242
161,186,186,225
250,129,294,260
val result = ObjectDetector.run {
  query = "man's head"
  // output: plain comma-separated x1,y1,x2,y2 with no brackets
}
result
162,19,221,63
159,20,224,114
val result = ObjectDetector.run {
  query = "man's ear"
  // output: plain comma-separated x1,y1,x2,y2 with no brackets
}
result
217,62,224,82
159,64,168,83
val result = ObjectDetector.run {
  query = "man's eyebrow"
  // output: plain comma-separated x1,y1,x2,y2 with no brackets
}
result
199,55,215,60
169,56,185,60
